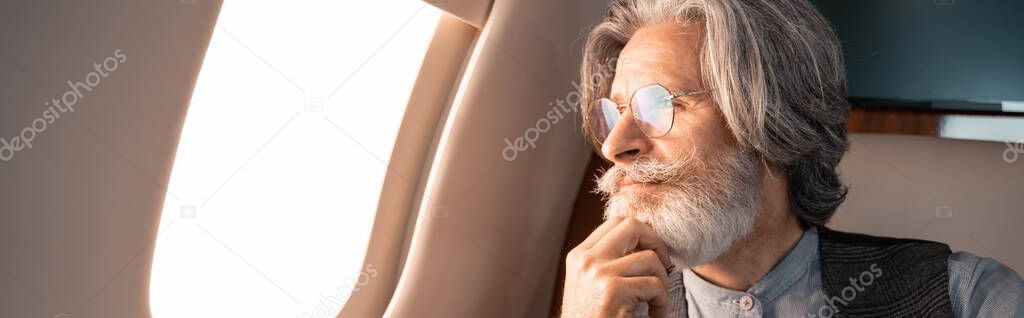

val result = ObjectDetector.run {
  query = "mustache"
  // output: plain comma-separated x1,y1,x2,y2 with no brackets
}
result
594,152,703,195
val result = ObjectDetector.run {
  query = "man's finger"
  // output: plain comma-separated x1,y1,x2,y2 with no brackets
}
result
619,276,670,318
593,218,672,268
606,250,670,289
577,216,625,250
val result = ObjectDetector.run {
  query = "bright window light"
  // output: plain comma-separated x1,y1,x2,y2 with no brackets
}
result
149,2,441,317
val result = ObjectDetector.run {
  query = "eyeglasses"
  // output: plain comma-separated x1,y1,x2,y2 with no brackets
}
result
587,83,711,145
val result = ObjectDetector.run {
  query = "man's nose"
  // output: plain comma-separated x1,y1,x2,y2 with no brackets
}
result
601,110,652,164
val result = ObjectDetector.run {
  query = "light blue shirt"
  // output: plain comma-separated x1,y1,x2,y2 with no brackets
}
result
635,228,1024,317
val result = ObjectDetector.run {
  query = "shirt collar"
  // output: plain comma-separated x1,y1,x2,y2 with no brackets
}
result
681,227,819,305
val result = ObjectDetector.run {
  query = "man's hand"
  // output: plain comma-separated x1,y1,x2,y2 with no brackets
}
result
560,217,673,318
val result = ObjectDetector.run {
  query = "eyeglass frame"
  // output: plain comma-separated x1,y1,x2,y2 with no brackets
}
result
589,83,712,145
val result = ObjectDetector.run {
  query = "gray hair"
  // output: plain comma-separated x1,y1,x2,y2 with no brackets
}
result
580,0,850,226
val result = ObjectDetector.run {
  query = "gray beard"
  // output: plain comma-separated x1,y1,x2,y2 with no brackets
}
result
595,150,762,268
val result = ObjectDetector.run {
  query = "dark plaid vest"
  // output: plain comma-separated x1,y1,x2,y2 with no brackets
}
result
817,226,954,317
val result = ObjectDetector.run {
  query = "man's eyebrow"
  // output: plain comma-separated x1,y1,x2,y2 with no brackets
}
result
660,80,703,92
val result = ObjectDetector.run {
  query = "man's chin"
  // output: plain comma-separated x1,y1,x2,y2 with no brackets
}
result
598,151,762,269
603,193,754,269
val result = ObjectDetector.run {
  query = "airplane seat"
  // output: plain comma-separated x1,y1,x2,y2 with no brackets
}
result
829,133,1024,273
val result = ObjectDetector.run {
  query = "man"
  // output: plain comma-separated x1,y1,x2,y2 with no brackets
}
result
559,0,1024,317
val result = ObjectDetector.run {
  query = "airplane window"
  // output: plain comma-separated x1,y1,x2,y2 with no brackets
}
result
149,2,442,317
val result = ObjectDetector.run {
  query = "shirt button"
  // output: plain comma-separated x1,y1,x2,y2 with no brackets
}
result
738,295,755,311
